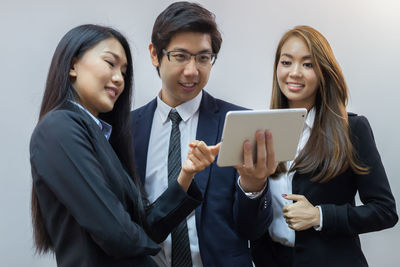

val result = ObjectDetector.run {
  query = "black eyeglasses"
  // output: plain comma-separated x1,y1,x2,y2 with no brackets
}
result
162,49,217,66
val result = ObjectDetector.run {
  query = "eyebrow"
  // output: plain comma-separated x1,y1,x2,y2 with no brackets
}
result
170,47,213,54
281,53,312,60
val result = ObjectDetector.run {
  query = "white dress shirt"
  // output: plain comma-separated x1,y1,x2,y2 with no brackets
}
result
145,91,203,267
268,108,319,247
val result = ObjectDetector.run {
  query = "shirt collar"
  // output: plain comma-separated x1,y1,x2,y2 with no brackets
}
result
156,90,203,124
305,107,315,130
70,101,112,140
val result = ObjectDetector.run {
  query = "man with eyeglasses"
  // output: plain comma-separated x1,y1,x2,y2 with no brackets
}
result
130,2,276,267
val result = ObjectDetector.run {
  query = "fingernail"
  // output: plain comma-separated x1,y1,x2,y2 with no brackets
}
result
245,142,251,151
266,131,272,138
282,194,287,197
257,131,264,139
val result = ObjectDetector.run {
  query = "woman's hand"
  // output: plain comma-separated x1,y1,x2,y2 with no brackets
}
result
282,194,320,231
177,141,220,191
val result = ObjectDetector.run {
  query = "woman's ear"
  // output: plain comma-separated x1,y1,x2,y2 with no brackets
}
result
69,58,78,78
149,43,160,67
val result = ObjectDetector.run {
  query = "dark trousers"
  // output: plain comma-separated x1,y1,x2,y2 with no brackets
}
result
251,234,294,267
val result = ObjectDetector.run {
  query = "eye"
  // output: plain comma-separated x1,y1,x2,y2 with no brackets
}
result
171,53,188,62
197,54,211,63
303,62,313,68
105,60,115,67
280,60,291,66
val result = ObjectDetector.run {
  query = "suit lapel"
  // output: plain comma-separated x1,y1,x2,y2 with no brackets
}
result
194,91,221,195
293,172,319,199
133,98,157,185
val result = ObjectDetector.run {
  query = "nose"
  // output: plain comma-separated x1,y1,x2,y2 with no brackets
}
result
112,71,124,86
289,63,302,78
183,57,199,76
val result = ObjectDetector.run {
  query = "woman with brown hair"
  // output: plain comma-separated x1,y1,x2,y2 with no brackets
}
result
251,25,398,267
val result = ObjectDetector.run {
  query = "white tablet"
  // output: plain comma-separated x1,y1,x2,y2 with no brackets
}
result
216,108,307,167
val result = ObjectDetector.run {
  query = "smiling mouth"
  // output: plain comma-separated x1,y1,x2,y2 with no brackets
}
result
105,87,118,98
179,82,197,91
287,83,304,91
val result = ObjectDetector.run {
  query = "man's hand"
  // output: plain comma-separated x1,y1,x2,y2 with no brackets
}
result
178,141,220,191
235,130,278,192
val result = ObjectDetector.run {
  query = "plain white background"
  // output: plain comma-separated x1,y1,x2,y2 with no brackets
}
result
0,0,399,266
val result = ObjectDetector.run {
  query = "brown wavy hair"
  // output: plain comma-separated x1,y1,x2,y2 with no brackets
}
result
270,25,368,182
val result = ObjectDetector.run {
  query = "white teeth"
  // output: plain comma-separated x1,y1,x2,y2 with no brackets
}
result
288,83,303,87
106,88,116,96
181,83,195,87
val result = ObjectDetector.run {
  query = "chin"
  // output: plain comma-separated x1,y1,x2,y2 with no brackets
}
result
100,105,115,114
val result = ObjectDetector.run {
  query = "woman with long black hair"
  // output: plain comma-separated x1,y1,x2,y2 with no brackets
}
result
30,24,218,267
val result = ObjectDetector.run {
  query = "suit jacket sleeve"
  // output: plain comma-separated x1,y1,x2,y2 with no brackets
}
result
321,115,398,235
232,176,273,241
30,111,160,258
144,180,202,243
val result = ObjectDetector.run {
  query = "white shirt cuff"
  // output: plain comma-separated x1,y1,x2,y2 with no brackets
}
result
237,176,267,199
313,205,323,231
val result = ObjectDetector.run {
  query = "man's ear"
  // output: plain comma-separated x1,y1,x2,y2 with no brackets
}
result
149,43,160,67
69,58,78,78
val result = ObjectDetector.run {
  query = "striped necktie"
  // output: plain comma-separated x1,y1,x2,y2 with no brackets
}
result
168,110,192,267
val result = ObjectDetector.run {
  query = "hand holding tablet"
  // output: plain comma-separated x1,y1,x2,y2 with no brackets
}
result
217,108,307,167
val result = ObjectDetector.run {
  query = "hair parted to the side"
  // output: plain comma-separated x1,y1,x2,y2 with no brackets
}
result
270,25,368,183
151,1,222,75
32,24,147,254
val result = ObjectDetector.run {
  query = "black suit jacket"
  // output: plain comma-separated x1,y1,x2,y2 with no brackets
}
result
30,103,202,267
251,113,398,267
131,91,273,267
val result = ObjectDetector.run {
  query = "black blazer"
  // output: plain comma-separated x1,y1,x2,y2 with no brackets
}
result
251,113,398,267
30,103,202,267
131,91,273,267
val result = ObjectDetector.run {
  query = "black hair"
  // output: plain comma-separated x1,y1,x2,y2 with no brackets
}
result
32,24,146,254
151,1,222,74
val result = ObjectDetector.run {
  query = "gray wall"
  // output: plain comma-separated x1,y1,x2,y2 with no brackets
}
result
1,0,399,266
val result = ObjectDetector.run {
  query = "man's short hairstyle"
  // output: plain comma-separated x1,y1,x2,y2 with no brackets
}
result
151,1,222,71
